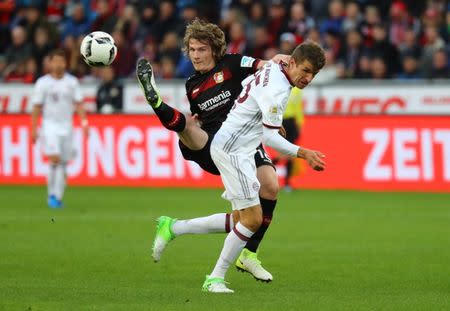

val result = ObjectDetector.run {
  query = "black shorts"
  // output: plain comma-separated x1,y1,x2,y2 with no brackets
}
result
179,133,274,176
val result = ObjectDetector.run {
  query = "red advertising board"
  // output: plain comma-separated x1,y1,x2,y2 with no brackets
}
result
298,116,450,191
1,115,449,192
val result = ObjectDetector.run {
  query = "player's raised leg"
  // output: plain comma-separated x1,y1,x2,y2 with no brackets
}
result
136,58,208,151
151,213,235,262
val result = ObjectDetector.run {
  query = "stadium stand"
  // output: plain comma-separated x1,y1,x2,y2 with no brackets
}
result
0,0,448,83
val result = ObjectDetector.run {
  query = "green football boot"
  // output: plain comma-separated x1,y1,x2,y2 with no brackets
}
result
236,248,273,282
136,58,162,108
151,216,177,262
202,275,234,293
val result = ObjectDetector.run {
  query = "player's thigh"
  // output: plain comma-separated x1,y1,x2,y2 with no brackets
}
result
43,134,61,163
255,146,279,199
60,134,75,163
212,150,260,209
238,204,263,231
177,117,209,151
256,165,279,199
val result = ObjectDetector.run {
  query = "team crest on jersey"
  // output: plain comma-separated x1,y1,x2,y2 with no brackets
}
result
252,182,260,192
213,71,224,83
268,105,281,122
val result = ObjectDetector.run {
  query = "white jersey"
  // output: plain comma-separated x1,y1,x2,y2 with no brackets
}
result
31,73,82,134
213,61,293,155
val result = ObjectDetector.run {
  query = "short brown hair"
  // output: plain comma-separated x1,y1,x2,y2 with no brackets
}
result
48,49,66,59
291,41,326,73
182,18,226,63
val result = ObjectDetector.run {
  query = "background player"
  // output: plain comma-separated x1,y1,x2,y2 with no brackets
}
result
204,41,327,293
137,18,290,282
31,49,89,208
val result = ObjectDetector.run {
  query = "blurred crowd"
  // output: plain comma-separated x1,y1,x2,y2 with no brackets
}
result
0,0,449,86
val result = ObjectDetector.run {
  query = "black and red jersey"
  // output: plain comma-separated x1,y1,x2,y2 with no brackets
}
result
185,54,260,134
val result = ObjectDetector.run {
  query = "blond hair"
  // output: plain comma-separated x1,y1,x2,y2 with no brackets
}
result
183,18,226,63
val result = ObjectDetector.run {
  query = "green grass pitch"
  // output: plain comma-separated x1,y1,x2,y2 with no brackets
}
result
1,186,449,311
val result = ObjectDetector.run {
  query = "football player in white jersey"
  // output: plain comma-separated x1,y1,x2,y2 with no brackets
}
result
203,41,327,293
31,49,89,208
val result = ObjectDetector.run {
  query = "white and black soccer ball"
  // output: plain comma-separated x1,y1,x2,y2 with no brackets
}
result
80,31,117,67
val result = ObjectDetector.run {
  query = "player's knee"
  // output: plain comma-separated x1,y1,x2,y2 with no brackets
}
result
48,155,61,165
250,214,263,231
232,210,240,224
257,166,279,199
241,213,262,232
260,178,279,200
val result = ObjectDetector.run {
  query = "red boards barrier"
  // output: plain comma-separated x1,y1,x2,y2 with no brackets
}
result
1,115,449,192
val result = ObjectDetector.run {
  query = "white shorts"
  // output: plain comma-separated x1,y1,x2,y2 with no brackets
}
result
41,122,75,162
211,144,260,210
42,132,74,162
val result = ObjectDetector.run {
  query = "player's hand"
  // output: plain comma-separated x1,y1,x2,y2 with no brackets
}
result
190,113,202,126
298,148,326,171
278,126,286,138
31,128,38,144
271,54,291,65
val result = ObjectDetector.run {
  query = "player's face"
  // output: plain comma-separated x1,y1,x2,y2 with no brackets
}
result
49,55,67,76
188,39,216,73
289,59,316,89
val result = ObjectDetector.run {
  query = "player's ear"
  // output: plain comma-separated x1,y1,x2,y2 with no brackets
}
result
289,57,296,68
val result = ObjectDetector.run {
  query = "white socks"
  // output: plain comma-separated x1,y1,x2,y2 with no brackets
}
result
171,213,234,236
168,215,255,279
210,222,254,279
49,163,66,200
47,164,57,197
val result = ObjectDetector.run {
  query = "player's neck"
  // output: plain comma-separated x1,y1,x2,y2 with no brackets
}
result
199,65,215,74
51,72,65,79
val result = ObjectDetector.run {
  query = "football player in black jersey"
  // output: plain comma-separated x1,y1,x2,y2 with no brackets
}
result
137,18,290,282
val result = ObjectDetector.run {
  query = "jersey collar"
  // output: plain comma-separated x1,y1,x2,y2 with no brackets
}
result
279,63,295,86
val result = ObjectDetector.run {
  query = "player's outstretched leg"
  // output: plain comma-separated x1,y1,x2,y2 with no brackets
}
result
152,213,233,262
136,58,186,132
152,216,177,262
202,275,234,293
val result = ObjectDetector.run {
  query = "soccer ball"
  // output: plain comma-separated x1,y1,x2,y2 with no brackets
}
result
80,31,117,67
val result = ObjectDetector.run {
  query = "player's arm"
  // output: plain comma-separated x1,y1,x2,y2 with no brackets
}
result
31,104,42,144
73,79,89,136
256,54,291,70
231,54,291,76
262,127,326,171
30,79,44,144
258,80,325,171
185,81,203,126
75,101,89,136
